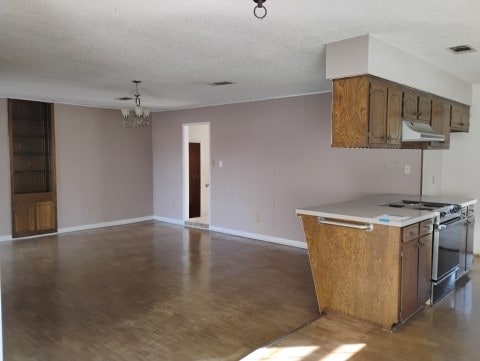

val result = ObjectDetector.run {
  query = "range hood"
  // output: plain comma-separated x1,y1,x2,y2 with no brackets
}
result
402,120,445,142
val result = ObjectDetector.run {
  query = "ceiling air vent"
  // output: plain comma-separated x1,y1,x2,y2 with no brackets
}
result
210,81,234,86
448,45,476,54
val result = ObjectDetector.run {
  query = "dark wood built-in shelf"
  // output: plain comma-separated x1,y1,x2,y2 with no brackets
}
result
8,99,57,238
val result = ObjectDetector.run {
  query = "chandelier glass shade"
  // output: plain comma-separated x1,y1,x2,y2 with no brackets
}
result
120,80,151,127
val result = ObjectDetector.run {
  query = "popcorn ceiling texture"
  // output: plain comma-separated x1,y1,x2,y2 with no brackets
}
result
0,0,479,110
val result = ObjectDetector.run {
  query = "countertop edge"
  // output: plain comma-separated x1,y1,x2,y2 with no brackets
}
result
296,209,436,227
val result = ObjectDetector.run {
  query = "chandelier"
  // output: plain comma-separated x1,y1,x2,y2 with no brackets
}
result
120,80,151,127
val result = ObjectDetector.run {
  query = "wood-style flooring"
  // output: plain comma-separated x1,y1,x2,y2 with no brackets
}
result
243,257,480,361
0,221,319,361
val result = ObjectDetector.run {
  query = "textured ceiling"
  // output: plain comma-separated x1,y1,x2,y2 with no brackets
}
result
1,0,480,111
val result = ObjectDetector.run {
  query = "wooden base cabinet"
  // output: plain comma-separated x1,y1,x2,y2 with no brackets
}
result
8,99,57,238
300,215,433,330
400,220,433,321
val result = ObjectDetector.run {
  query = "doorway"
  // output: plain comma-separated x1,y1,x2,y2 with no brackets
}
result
183,123,210,228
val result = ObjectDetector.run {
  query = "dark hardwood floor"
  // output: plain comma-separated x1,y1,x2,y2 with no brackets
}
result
0,221,319,361
244,257,480,361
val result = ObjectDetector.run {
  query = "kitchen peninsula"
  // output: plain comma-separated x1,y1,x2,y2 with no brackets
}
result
296,194,476,330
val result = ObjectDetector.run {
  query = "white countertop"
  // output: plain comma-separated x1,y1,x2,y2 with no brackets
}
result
296,194,477,227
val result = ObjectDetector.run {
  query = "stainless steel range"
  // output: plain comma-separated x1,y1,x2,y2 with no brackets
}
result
384,200,463,304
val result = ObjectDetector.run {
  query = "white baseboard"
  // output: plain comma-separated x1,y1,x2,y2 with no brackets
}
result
0,234,12,242
152,215,306,249
152,216,184,226
58,216,154,234
209,226,307,249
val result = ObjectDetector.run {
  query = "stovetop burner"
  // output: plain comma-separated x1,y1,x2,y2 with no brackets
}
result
383,200,461,222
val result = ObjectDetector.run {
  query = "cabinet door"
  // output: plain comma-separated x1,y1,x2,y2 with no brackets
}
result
401,238,419,320
451,104,463,129
429,100,450,149
368,83,388,145
36,201,56,231
461,107,470,131
13,203,36,235
403,92,419,119
417,96,432,122
417,235,432,305
386,88,402,145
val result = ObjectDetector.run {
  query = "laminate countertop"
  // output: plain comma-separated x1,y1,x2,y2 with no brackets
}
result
296,194,477,228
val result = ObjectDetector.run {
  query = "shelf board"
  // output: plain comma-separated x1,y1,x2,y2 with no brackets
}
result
13,135,47,139
13,170,49,174
11,115,45,121
13,152,50,156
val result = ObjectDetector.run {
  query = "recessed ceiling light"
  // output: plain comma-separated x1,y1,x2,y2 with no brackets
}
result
448,45,476,54
210,81,234,86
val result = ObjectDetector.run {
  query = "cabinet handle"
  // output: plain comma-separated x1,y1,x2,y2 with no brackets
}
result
318,217,373,231
418,112,422,116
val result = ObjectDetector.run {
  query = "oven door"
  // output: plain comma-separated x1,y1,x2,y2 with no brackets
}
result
433,217,464,281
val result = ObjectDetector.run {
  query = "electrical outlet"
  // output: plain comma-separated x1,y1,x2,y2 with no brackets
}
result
404,164,411,175
255,213,261,223
86,207,93,215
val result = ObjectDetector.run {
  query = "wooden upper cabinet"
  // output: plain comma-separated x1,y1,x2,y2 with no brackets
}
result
368,82,388,144
386,88,402,145
451,103,470,132
331,75,468,149
403,92,432,122
417,96,432,122
429,100,450,149
403,91,419,120
331,76,369,148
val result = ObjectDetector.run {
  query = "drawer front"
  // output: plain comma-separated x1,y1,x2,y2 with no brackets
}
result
403,223,419,242
420,219,433,236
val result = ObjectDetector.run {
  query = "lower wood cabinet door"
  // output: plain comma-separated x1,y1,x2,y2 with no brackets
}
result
418,235,433,305
401,238,419,320
36,201,56,231
13,203,36,235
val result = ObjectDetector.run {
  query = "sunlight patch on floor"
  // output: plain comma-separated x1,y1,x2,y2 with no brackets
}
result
241,345,320,360
242,343,366,361
321,343,366,361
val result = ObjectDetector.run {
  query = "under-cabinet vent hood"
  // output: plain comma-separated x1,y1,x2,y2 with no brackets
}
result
402,121,445,142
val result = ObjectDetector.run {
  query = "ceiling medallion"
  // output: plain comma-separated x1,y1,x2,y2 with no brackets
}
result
120,80,151,128
253,0,267,19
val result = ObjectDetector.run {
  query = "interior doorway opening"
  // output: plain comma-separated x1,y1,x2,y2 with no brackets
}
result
183,123,210,228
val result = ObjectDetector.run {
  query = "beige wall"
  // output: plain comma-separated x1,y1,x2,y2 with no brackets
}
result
425,84,480,253
152,93,422,243
55,104,153,229
0,100,153,237
0,99,12,237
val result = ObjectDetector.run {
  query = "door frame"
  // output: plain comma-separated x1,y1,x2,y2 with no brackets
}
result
182,122,211,222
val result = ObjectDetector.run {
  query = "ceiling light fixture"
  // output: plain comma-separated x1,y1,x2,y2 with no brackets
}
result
448,44,476,54
253,0,267,19
120,80,151,127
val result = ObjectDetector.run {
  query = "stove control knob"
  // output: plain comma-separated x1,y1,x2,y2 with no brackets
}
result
440,212,447,218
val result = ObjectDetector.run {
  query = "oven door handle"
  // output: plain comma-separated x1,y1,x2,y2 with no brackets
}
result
435,217,463,229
